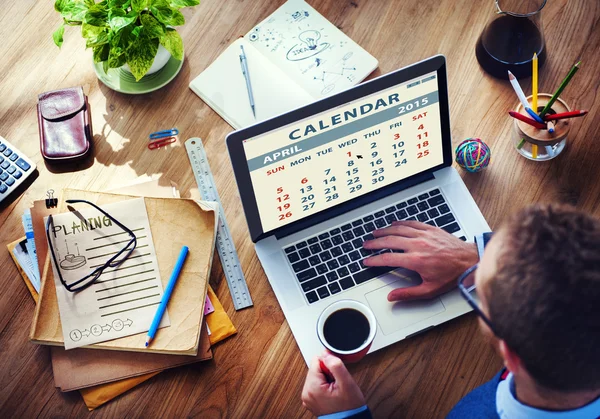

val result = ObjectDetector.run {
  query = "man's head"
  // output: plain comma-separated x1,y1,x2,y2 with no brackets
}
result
475,204,600,393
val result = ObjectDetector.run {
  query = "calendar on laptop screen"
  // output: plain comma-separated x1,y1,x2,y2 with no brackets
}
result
243,71,444,233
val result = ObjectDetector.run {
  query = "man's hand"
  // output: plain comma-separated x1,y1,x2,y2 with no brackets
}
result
363,220,478,301
301,352,365,416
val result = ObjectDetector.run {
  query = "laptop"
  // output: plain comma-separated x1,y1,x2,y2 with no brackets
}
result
226,55,490,364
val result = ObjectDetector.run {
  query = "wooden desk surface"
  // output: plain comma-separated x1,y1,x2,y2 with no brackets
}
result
1,0,598,417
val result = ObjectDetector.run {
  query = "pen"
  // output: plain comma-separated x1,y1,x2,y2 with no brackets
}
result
239,45,256,118
145,246,189,347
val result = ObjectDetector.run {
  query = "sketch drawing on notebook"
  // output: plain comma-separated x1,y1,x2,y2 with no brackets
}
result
46,197,169,349
189,0,377,130
245,0,374,98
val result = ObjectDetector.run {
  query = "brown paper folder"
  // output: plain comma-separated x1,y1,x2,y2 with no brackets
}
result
30,189,218,355
51,321,212,391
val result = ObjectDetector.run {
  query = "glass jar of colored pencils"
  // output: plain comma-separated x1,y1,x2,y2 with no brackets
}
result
513,93,570,161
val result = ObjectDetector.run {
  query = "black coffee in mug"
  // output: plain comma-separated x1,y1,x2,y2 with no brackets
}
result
323,308,370,351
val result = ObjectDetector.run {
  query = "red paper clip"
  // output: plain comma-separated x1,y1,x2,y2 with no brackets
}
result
148,136,176,150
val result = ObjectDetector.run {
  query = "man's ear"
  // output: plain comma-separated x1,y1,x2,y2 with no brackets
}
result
498,340,522,373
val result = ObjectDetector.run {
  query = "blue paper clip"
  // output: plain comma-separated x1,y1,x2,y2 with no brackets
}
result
148,136,176,150
149,128,179,140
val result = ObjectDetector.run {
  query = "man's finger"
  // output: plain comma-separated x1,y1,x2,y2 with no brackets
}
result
363,235,409,250
306,356,326,385
387,285,438,301
391,220,436,231
321,353,354,385
372,225,421,238
363,252,415,269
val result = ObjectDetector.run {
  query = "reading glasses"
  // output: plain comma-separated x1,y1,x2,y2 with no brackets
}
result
46,199,137,293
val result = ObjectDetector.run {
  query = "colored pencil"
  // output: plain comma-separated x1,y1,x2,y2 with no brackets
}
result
509,111,547,129
146,246,189,347
539,61,581,118
532,53,538,112
517,138,526,150
526,107,545,123
547,120,556,133
532,144,538,159
543,110,588,121
508,71,531,110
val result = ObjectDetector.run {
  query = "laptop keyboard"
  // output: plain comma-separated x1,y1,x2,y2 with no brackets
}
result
283,189,466,305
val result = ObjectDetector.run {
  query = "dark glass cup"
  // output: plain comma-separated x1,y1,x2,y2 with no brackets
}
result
476,0,547,79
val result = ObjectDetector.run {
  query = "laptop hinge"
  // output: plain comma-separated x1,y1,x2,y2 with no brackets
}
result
271,171,435,241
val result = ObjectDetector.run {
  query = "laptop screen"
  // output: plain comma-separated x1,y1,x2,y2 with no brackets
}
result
241,71,444,234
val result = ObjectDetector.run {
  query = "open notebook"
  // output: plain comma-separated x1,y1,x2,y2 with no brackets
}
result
189,0,378,130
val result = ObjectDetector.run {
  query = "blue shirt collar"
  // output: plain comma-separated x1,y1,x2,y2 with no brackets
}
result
496,373,600,418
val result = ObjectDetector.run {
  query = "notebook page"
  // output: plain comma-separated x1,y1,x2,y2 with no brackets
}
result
243,0,378,99
46,197,169,349
189,38,313,130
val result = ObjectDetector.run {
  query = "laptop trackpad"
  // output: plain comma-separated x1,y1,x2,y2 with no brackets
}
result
365,279,446,336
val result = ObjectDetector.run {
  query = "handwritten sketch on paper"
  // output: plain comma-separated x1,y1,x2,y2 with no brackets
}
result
244,0,372,98
46,197,169,349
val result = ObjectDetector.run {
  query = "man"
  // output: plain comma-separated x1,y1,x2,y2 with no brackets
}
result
301,204,600,418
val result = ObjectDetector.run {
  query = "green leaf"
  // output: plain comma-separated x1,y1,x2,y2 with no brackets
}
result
159,28,182,60
126,35,159,80
53,24,65,47
103,59,109,73
131,0,149,12
81,23,109,47
84,4,109,26
57,1,89,22
169,0,199,8
108,0,127,7
140,14,164,38
84,0,95,6
107,46,127,68
111,24,134,49
93,43,110,62
108,8,137,31
55,0,69,13
150,2,185,26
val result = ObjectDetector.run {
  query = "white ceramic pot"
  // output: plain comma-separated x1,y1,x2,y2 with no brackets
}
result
122,44,171,76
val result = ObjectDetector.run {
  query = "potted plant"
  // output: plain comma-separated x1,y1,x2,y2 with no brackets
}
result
52,0,200,81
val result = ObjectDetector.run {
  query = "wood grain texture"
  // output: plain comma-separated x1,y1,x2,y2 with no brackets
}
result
1,0,599,417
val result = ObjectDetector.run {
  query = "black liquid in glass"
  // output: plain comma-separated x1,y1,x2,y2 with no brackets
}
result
476,15,546,79
323,308,370,351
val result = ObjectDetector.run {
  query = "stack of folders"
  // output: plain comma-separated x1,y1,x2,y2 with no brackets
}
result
7,179,237,410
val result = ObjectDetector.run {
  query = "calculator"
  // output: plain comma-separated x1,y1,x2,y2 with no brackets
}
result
0,135,36,203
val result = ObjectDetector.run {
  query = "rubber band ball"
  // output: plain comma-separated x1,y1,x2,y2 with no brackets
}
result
455,138,491,173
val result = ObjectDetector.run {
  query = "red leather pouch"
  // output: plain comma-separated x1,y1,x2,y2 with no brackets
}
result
37,87,92,162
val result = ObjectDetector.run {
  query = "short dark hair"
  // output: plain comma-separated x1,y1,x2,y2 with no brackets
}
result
488,204,600,392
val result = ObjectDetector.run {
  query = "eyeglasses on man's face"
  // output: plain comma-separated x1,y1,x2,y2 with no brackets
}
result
46,199,137,293
457,264,500,336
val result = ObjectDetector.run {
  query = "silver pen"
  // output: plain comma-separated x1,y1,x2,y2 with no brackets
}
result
239,45,256,117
